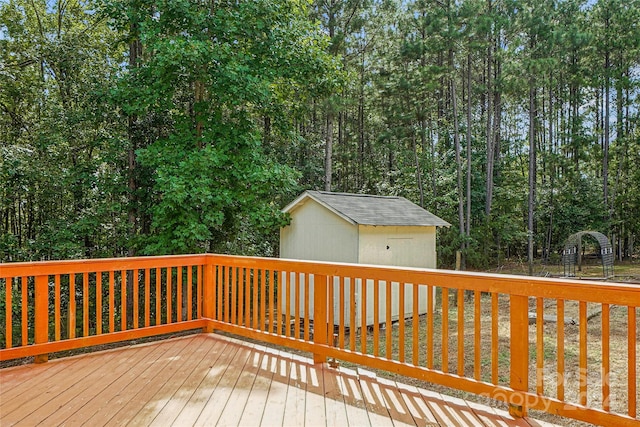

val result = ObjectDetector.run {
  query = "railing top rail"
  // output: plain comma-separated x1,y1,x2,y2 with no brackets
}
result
209,254,640,306
1,253,638,306
0,254,208,278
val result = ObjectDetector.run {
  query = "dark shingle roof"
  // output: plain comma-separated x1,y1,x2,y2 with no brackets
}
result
284,191,450,227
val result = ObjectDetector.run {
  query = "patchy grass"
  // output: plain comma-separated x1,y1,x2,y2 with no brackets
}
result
483,259,640,283
335,288,640,427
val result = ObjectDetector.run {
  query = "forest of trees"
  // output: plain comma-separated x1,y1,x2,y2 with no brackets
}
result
1,0,639,271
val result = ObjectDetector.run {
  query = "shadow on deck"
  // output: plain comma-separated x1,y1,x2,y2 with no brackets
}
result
0,333,558,426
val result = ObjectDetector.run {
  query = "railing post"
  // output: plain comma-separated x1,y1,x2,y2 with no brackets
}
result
202,259,215,333
509,294,529,417
313,274,328,364
34,275,49,363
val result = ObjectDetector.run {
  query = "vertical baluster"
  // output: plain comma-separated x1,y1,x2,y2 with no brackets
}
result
328,275,334,344
225,266,231,323
628,306,637,418
232,267,238,324
536,297,544,395
166,267,172,324
22,277,28,345
427,285,434,369
457,289,464,375
108,271,115,332
474,290,481,380
121,270,127,331
413,284,419,366
398,282,404,361
361,278,368,354
269,270,275,333
294,273,300,339
217,265,223,321
338,277,345,349
176,267,182,323
304,274,310,341
442,287,448,372
83,272,89,337
602,303,610,411
385,280,391,359
6,277,12,348
557,299,565,401
187,266,193,321
491,292,498,384
284,273,292,338
155,269,161,326
231,267,237,325
145,269,150,327
272,270,277,332
55,275,62,340
349,277,356,351
252,269,259,330
96,273,102,335
133,269,139,328
261,269,267,332
69,275,76,339
197,265,202,318
373,280,379,357
579,301,587,406
238,267,244,326
245,268,251,327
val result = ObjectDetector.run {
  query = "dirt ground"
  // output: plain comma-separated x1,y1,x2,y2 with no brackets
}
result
336,260,640,427
484,258,640,284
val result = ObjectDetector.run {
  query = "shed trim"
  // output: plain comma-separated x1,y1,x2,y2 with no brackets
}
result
282,190,450,227
282,191,357,225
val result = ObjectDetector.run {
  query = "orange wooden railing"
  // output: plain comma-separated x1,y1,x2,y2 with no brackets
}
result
1,254,639,426
0,255,208,362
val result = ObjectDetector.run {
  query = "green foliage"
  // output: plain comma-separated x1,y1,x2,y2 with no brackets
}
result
102,0,336,255
1,0,639,267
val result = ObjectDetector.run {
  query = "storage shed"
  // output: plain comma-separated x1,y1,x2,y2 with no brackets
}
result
280,191,450,327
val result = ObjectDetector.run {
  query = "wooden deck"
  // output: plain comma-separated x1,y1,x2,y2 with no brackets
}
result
0,333,559,427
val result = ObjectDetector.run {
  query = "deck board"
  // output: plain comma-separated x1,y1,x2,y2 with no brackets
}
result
215,344,264,427
147,336,227,426
320,365,350,426
236,347,281,426
171,339,238,426
84,336,195,426
283,353,308,426
304,361,326,427
65,338,188,426
193,343,253,426
0,333,560,427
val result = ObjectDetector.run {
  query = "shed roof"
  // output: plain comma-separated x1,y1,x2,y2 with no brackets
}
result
283,191,451,227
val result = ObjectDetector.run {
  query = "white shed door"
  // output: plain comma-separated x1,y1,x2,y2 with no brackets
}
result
386,237,413,266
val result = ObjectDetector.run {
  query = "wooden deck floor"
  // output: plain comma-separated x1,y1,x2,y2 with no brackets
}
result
0,334,559,427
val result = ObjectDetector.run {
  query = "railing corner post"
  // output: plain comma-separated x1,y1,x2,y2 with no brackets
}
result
313,274,328,364
509,293,529,417
202,259,215,333
34,275,49,363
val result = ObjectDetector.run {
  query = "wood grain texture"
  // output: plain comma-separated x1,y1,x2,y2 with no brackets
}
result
0,333,561,427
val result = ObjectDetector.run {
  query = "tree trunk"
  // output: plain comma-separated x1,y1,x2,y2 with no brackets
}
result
450,51,465,268
485,0,494,219
603,31,610,231
466,53,472,261
412,133,425,208
325,113,333,191
528,80,536,276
